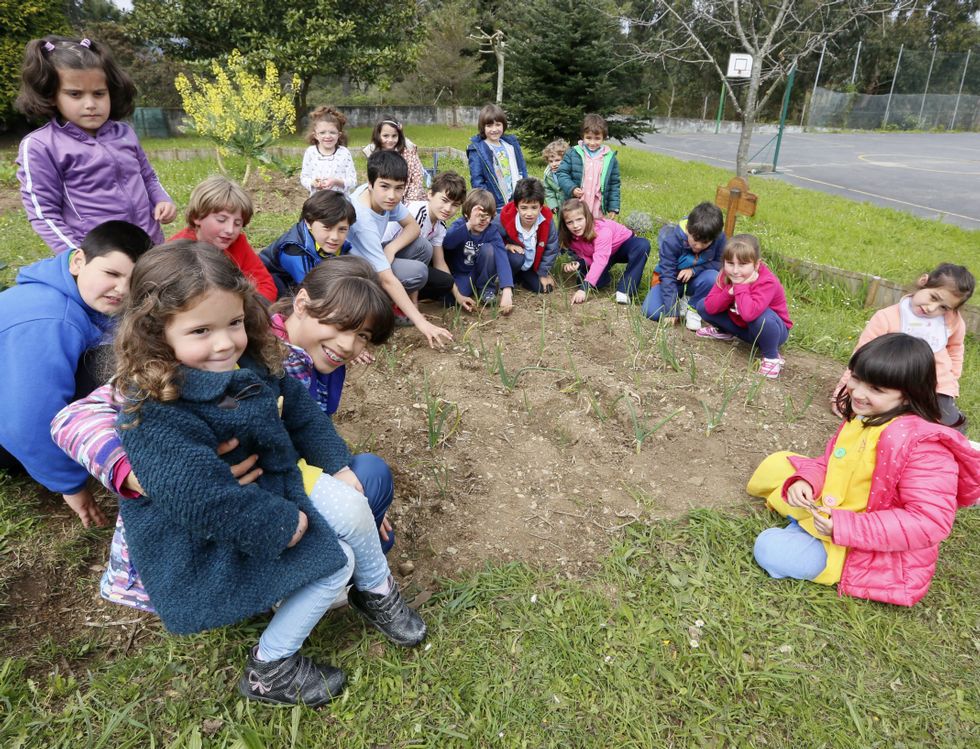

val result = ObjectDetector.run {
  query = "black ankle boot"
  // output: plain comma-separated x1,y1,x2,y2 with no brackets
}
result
349,579,427,647
238,649,345,707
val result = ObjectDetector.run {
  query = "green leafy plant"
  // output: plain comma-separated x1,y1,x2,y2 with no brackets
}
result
422,373,461,449
617,396,684,453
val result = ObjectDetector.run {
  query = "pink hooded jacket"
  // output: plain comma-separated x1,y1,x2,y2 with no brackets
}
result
783,415,980,606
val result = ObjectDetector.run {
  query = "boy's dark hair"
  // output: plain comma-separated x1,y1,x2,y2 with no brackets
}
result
582,113,608,137
512,177,546,206
462,189,496,218
367,150,408,185
922,263,975,307
687,202,724,243
301,190,356,227
80,220,153,263
478,103,508,137
17,36,136,120
834,333,941,426
430,171,467,203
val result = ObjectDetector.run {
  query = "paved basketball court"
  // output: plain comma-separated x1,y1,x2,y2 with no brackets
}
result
628,131,980,230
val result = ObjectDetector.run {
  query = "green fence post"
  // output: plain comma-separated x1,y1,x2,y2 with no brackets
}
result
771,64,795,173
714,80,726,134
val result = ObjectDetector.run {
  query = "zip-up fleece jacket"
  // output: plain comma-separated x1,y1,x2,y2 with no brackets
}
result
170,227,277,302
495,203,560,277
780,415,980,606
260,220,350,297
555,144,621,214
17,119,170,253
466,134,528,210
654,220,725,317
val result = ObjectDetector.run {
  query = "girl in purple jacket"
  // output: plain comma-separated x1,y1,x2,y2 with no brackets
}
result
749,334,979,607
15,36,176,254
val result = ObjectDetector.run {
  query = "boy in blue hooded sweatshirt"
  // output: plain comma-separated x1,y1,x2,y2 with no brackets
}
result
0,221,152,527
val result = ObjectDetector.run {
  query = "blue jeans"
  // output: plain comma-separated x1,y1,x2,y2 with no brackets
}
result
506,251,553,293
642,269,718,321
453,243,499,299
695,303,789,359
349,453,395,554
754,519,827,580
576,236,651,298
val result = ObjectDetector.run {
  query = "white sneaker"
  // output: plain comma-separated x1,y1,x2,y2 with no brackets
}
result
685,307,702,331
615,291,630,305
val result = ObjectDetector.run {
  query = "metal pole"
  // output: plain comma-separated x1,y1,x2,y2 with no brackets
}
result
950,49,972,130
882,44,903,128
702,95,709,121
772,64,796,172
918,46,937,128
805,42,827,131
850,40,862,86
714,79,726,134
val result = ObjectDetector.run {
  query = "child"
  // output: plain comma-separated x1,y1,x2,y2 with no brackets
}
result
466,103,528,212
832,263,974,433
749,333,980,606
382,171,468,309
15,36,176,254
542,139,569,215
260,190,356,297
299,106,357,196
442,189,513,313
556,113,621,220
53,255,399,614
362,117,427,202
559,198,651,305
112,243,426,706
0,221,152,527
695,234,792,379
642,202,725,329
348,150,452,347
495,177,560,294
170,175,278,302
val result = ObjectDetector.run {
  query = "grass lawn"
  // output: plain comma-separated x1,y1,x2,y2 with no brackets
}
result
1,126,978,745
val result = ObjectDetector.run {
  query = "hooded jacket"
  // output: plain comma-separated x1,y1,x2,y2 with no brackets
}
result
0,253,112,493
495,202,560,276
260,220,350,298
466,134,528,210
555,144,621,214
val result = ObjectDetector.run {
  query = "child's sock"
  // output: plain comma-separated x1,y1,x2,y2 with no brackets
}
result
254,644,274,663
367,575,393,596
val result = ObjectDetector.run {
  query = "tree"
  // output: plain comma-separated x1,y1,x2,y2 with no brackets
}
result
625,0,912,176
414,1,489,125
505,0,647,151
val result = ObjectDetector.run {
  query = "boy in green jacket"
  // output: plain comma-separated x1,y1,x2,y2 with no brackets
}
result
556,113,621,220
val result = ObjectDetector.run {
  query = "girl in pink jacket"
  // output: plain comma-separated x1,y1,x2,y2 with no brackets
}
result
748,334,980,607
832,263,974,433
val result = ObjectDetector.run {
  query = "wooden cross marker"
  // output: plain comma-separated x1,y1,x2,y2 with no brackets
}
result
715,176,758,237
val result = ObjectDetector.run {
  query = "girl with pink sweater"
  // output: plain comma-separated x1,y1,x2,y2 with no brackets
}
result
749,334,979,607
558,198,650,305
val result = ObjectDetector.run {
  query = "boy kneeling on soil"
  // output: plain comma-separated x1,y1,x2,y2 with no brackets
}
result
494,177,560,294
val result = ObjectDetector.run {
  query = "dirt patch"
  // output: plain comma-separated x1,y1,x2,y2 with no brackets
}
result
248,171,311,215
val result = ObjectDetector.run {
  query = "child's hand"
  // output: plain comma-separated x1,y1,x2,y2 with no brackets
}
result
809,504,833,537
562,261,581,274
418,319,453,349
785,480,814,508
379,513,392,543
539,274,555,292
605,211,618,221
572,188,584,198
333,466,364,494
63,488,109,528
466,206,488,232
455,290,476,312
571,289,587,305
506,242,524,254
500,287,514,315
677,268,694,283
154,201,177,224
216,437,264,486
351,350,375,365
287,511,308,548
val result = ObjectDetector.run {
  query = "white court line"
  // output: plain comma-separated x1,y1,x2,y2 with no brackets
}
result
784,173,980,225
646,146,734,166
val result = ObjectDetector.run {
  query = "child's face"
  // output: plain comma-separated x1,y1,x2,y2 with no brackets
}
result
687,234,712,252
909,285,960,318
70,249,135,315
56,67,110,136
290,290,371,374
427,190,460,223
369,178,407,212
164,289,247,372
582,130,605,150
483,120,505,143
724,256,759,284
564,208,588,238
467,205,492,232
313,121,340,152
308,219,350,255
194,209,244,252
547,155,564,172
846,375,906,418
517,200,543,228
378,124,400,150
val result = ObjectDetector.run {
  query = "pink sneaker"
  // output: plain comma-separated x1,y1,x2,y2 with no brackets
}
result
695,325,734,341
758,357,783,379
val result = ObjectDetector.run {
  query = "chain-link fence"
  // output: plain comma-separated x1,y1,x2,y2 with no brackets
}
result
806,46,979,131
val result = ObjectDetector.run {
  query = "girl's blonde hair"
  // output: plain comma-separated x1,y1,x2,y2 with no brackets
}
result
723,234,761,263
115,241,284,419
306,106,349,147
558,198,596,246
542,139,569,162
185,175,254,228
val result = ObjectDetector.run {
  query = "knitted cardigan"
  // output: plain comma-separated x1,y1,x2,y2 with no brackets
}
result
117,360,352,634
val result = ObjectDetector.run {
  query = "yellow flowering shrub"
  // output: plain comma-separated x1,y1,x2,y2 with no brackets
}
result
175,51,299,183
